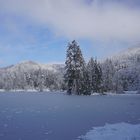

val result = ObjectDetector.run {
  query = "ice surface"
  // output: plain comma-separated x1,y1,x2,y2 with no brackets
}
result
0,92,140,140
79,123,140,140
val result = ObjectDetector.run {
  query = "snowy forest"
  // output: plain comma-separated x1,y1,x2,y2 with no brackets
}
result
0,40,140,94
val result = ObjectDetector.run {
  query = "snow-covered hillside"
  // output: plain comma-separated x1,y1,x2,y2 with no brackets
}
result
115,46,140,59
111,45,140,67
1,61,65,73
79,123,140,140
1,46,139,74
0,61,65,91
101,45,140,92
0,45,139,92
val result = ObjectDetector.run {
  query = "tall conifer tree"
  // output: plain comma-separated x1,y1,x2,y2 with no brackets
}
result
65,40,85,95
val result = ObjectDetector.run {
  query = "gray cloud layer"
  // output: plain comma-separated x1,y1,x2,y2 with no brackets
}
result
0,0,140,42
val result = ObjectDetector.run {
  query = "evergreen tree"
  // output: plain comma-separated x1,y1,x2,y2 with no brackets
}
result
87,57,102,93
38,68,45,92
95,60,102,92
65,40,85,95
87,57,96,93
102,59,115,92
81,65,91,95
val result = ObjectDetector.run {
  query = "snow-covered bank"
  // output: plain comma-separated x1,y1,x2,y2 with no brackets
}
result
91,91,140,96
0,89,140,96
0,92,140,140
78,123,140,140
0,89,50,92
124,91,139,94
0,89,5,92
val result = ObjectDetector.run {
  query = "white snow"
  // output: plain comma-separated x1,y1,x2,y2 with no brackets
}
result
0,89,5,92
8,61,64,73
111,46,140,63
91,92,100,96
124,91,138,94
0,88,51,92
79,123,140,140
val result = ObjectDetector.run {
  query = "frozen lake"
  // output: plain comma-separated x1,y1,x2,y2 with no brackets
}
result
0,92,140,140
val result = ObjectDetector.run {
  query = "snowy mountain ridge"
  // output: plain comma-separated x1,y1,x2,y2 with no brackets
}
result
111,45,140,66
0,61,65,73
0,46,140,73
0,61,65,91
119,46,140,57
0,45,139,91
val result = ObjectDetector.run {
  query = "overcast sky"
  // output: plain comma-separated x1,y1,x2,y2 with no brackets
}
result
0,0,140,67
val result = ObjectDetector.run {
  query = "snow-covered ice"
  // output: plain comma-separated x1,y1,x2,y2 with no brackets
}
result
0,92,140,140
78,122,140,140
124,91,138,94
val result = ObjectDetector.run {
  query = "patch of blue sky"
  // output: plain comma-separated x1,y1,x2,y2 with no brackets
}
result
0,0,140,67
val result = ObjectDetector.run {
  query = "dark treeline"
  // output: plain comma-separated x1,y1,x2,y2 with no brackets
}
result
65,40,102,95
0,40,140,94
64,40,140,95
0,68,65,92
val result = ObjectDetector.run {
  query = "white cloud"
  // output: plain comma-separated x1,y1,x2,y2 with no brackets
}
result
0,0,140,42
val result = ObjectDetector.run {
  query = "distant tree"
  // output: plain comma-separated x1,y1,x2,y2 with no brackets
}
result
3,72,13,90
94,60,103,93
81,65,91,95
87,57,102,93
113,70,124,93
137,74,140,94
101,59,115,92
65,40,85,95
87,57,96,93
38,69,45,92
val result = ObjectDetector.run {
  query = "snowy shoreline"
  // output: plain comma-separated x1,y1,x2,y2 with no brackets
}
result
0,89,50,92
0,91,140,140
78,122,140,140
0,89,139,96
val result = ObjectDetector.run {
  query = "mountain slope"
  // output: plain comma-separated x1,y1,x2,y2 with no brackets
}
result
112,45,140,91
111,45,140,67
0,61,65,91
1,61,65,73
0,45,139,91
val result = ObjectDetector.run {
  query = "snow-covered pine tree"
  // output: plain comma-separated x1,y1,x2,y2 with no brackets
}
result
94,60,102,93
137,74,140,94
87,57,102,93
101,59,115,92
113,70,124,93
38,68,45,92
81,64,91,95
65,40,85,95
87,57,96,93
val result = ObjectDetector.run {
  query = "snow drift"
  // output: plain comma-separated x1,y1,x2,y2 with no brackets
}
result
79,123,140,140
